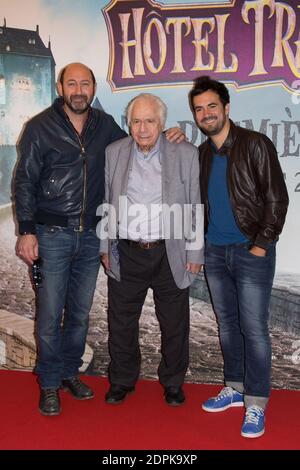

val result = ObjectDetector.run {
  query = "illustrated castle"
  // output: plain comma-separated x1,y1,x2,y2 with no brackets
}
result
0,19,55,204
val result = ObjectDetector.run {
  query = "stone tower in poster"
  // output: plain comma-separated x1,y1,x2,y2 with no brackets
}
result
0,19,55,204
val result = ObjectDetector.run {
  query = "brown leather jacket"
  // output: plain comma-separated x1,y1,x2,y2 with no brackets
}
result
199,120,289,249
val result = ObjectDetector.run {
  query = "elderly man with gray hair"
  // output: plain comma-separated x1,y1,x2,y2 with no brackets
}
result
100,93,204,406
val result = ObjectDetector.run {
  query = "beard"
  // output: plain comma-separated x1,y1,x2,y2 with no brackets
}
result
198,114,227,137
63,94,93,115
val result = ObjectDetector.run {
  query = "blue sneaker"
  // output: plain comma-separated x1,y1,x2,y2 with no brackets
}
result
241,405,265,438
202,386,244,412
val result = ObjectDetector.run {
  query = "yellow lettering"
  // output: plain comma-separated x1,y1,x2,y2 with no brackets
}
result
119,9,145,79
215,14,238,73
143,18,167,74
242,0,275,76
166,17,191,73
272,3,300,78
190,17,215,71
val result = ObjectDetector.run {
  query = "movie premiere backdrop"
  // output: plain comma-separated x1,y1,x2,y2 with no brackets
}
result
0,0,299,388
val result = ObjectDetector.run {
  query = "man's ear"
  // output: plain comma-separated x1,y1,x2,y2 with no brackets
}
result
56,81,63,97
225,103,230,116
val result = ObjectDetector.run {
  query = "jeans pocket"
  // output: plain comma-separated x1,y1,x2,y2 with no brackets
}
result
239,244,275,264
245,248,267,259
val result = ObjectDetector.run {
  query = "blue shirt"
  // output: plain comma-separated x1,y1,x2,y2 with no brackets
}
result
206,151,248,245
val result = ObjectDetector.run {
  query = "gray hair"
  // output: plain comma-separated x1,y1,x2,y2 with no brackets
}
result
126,93,167,128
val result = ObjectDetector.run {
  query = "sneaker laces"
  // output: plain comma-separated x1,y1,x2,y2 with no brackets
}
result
215,386,235,401
244,406,264,425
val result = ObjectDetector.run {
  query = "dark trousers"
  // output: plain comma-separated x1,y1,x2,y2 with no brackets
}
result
107,240,190,388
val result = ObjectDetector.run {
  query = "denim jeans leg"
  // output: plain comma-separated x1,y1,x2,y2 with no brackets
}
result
62,229,100,379
204,242,245,385
234,244,276,401
35,225,75,389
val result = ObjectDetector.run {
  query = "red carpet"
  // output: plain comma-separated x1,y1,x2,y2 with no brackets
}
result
0,370,299,450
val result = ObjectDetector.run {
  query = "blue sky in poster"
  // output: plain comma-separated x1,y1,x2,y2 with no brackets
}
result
1,0,300,273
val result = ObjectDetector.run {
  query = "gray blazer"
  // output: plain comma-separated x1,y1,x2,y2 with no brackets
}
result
100,134,204,289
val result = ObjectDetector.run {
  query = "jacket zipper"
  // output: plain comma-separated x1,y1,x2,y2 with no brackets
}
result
75,133,87,232
62,107,93,233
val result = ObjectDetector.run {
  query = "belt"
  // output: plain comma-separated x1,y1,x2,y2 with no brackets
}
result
123,239,165,250
64,216,101,229
37,215,101,231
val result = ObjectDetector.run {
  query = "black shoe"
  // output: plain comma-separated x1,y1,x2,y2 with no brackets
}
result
39,388,61,416
61,376,94,400
164,386,185,406
105,385,135,404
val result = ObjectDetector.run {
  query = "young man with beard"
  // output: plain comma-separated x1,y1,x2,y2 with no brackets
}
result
14,63,184,416
189,76,288,438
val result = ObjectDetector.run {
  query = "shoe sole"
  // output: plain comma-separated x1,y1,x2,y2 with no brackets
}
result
39,408,61,416
202,402,244,412
61,386,94,400
105,389,135,405
165,400,185,407
241,428,265,438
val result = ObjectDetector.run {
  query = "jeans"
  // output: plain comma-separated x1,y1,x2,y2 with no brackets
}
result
204,241,276,403
35,225,100,389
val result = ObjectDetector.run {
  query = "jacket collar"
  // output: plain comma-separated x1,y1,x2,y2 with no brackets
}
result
206,119,238,156
52,97,98,136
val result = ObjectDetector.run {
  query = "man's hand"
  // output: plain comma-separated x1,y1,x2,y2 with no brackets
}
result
249,245,267,257
101,253,110,271
17,234,39,265
165,127,186,144
186,263,203,274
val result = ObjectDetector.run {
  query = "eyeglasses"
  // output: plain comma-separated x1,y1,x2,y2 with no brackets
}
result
32,257,43,288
